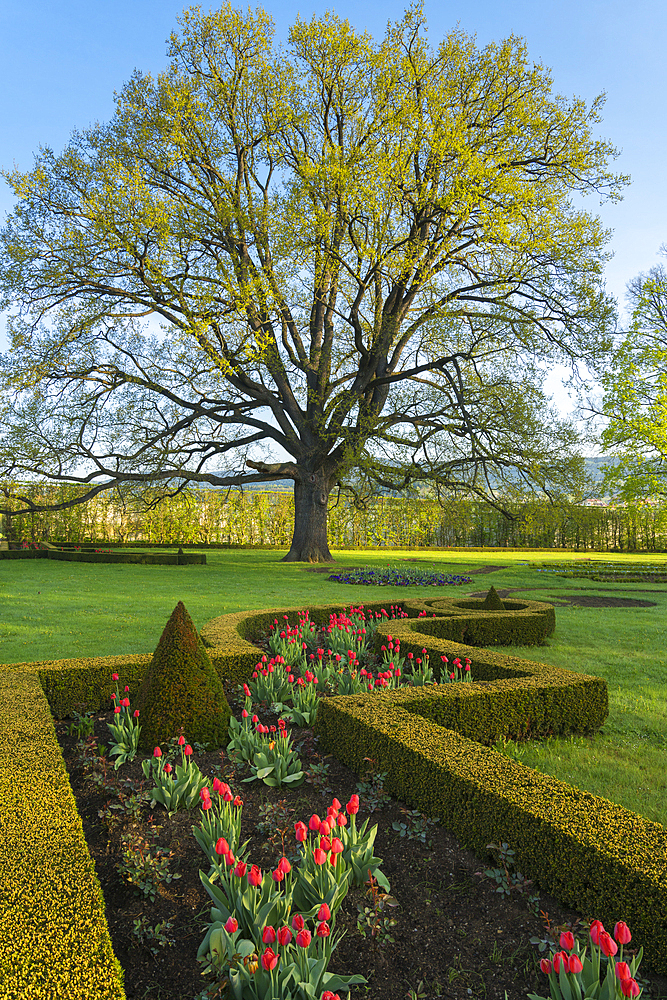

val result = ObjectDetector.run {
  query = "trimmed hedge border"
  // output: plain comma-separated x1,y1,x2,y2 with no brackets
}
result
0,662,125,999
0,549,205,565
0,595,664,995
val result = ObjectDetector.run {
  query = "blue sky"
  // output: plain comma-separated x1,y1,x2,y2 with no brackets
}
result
1,0,665,408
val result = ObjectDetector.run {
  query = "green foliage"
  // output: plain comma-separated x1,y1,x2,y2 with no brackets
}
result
243,731,305,790
479,841,536,900
131,915,176,955
117,833,182,902
7,482,667,551
67,709,95,739
141,746,211,817
600,249,667,502
355,875,399,948
135,601,231,750
392,807,438,847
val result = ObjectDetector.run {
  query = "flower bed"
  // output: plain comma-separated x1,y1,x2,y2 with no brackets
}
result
3,597,667,996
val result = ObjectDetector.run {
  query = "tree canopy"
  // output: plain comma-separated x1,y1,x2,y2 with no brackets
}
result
599,247,667,500
0,3,625,559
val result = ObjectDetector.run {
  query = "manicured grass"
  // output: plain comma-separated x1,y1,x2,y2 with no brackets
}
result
2,546,666,826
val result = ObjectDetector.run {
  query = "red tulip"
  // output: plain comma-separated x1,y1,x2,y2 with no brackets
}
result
295,821,308,842
600,932,618,957
133,709,140,718
262,925,276,944
321,993,342,1000
248,865,262,886
330,837,344,854
121,697,130,708
313,847,327,865
614,922,632,945
296,929,312,948
164,762,172,774
184,744,193,756
178,735,185,745
560,931,574,951
112,673,119,681
277,925,292,946
316,921,331,938
589,920,605,945
278,856,291,874
225,850,235,866
616,962,632,981
553,952,567,973
568,955,583,974
337,814,347,827
621,980,640,998
540,958,552,974
291,913,304,932
114,706,121,714
320,836,331,853
272,868,285,883
309,814,321,832
224,916,238,933
317,903,331,921
346,795,359,815
331,798,342,811
235,861,247,877
319,820,331,836
153,746,162,757
261,947,278,972
215,837,229,856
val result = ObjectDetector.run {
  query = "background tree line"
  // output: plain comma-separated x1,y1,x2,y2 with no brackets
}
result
3,483,666,552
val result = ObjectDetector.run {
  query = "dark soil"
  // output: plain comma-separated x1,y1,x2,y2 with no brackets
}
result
55,705,667,1000
556,595,657,608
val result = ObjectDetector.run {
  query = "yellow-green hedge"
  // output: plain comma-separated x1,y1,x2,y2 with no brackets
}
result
0,663,125,999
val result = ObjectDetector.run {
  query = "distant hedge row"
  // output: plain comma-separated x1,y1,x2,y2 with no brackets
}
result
3,482,667,550
0,548,205,565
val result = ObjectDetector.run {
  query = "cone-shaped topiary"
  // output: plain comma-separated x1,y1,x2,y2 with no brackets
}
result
136,601,231,750
480,585,506,611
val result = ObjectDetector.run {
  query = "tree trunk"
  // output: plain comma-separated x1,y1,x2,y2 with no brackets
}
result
282,468,335,563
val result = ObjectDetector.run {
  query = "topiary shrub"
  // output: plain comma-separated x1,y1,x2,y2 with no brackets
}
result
135,601,231,750
480,585,505,610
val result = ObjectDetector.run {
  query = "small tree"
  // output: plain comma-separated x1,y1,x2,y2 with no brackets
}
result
0,4,623,560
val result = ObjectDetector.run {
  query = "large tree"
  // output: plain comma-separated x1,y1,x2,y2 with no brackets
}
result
598,247,667,500
0,4,624,560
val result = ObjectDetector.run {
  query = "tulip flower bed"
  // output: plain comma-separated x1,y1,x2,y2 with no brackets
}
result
54,704,667,1000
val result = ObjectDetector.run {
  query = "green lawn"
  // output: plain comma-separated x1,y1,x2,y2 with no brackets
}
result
2,546,666,826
